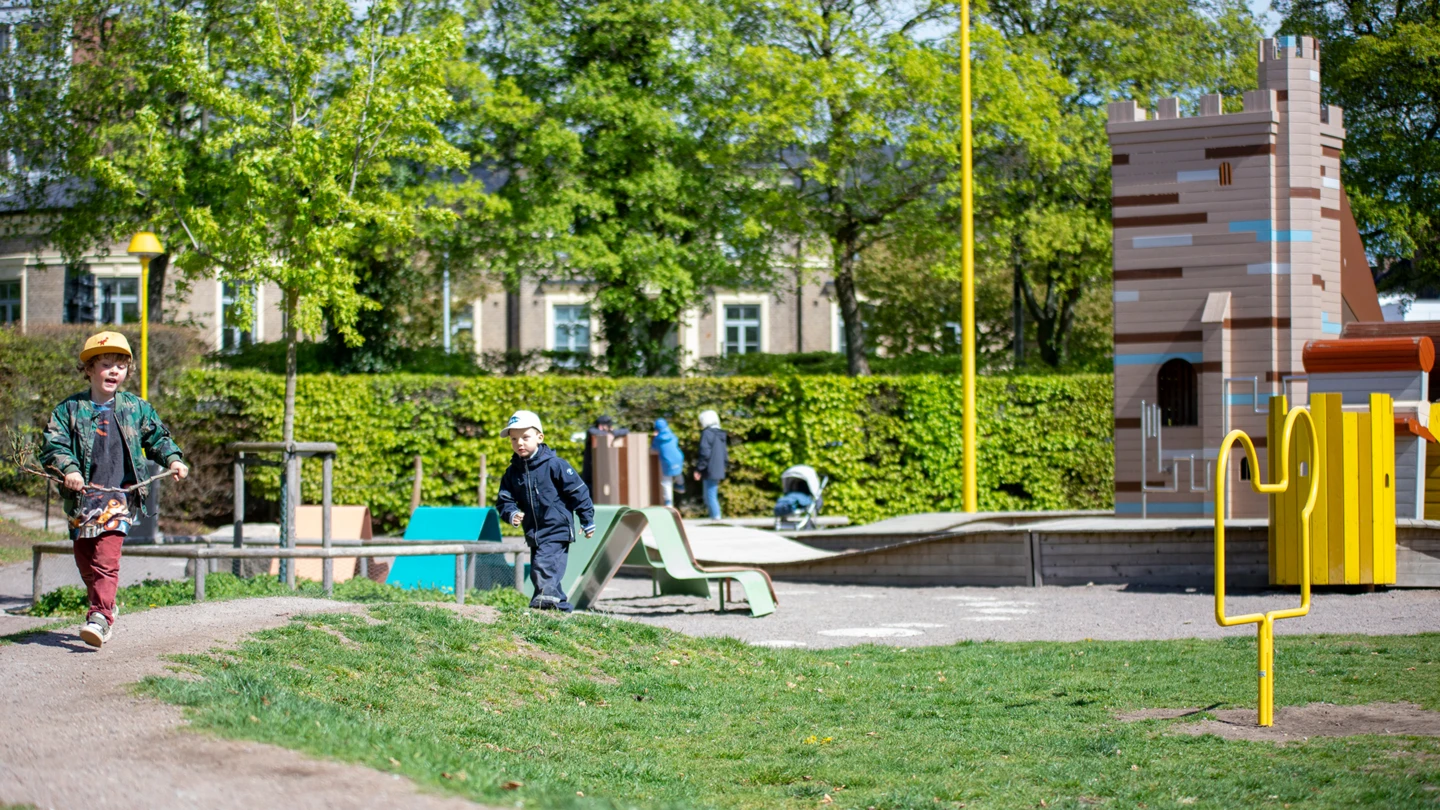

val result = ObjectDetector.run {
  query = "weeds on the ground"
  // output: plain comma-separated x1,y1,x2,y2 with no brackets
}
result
27,572,512,617
0,516,59,565
140,603,1440,810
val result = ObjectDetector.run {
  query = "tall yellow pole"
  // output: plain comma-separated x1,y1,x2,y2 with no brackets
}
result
961,0,977,512
139,256,149,399
127,231,163,401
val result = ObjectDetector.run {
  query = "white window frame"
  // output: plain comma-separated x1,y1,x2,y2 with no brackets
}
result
217,280,263,352
543,291,599,356
714,293,769,356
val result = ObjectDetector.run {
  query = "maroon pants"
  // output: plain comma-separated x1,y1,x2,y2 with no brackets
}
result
73,531,125,625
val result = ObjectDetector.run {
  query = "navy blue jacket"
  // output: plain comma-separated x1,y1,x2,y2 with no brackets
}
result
497,444,596,546
696,426,728,480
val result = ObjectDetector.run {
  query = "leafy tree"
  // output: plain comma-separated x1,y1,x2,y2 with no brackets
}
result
979,0,1260,367
0,0,466,440
476,0,768,376
1278,0,1440,292
728,0,975,376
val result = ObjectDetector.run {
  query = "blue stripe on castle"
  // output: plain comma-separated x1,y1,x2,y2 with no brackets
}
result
1114,352,1205,366
1227,394,1255,405
1321,312,1342,335
1115,501,1215,515
1229,220,1313,243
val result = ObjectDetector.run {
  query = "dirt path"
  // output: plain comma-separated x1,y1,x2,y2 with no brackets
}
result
0,597,499,810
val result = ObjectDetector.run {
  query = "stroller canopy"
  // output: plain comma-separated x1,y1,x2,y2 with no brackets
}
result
780,465,823,498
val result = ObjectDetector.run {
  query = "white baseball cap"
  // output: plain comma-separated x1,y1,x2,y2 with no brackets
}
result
501,409,543,437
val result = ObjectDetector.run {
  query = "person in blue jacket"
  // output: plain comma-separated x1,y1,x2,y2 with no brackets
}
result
496,410,595,611
652,418,685,506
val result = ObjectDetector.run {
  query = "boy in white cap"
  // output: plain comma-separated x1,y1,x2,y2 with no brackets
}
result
495,410,595,611
38,331,188,648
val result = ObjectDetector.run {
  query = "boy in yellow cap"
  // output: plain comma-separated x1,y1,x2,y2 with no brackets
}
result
38,331,188,648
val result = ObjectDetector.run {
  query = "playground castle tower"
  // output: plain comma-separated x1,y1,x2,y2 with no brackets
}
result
1109,36,1382,519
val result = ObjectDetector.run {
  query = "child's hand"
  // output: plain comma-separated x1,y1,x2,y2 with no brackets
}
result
584,527,595,539
170,461,189,481
64,472,85,492
511,512,524,527
693,471,701,481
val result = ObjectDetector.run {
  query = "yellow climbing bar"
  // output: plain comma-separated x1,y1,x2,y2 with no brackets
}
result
1215,404,1319,727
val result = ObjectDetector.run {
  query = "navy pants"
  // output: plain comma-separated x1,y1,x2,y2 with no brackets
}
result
528,538,572,612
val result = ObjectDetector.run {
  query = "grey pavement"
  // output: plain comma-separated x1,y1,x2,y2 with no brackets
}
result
0,492,67,536
589,575,1440,648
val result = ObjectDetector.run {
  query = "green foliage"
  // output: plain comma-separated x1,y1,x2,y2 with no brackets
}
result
978,0,1261,367
159,370,1113,529
1278,0,1440,292
476,0,767,376
141,604,1440,808
29,573,454,618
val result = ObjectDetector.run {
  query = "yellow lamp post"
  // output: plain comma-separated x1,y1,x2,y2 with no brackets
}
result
960,0,976,512
126,232,164,399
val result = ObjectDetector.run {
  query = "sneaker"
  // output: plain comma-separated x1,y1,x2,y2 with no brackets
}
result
79,613,112,648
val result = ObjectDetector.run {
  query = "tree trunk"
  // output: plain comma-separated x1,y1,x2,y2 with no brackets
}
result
1016,264,1081,369
147,254,168,323
283,289,298,444
833,238,871,376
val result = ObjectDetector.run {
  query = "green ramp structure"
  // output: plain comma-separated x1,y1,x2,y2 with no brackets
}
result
563,506,777,617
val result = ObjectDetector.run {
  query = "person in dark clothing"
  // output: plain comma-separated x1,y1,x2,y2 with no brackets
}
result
496,410,596,611
693,409,728,519
579,414,629,494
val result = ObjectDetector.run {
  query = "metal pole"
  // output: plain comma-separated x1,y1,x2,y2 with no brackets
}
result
322,453,333,596
442,267,451,354
233,453,245,577
31,545,42,607
139,256,150,399
43,480,50,532
960,0,977,513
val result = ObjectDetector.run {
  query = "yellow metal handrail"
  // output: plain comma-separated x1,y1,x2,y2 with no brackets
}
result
1214,406,1319,726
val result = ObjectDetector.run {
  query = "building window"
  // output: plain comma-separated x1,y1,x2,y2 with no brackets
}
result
98,277,140,325
1219,162,1233,186
0,279,18,323
220,282,257,352
724,304,761,355
553,304,590,366
1157,358,1198,427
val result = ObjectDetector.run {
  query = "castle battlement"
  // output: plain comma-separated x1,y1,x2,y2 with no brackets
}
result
1108,38,1372,519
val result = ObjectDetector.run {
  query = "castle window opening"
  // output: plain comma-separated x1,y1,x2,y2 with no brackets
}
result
1157,358,1198,427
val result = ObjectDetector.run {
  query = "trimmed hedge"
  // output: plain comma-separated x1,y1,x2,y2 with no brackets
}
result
164,372,1114,530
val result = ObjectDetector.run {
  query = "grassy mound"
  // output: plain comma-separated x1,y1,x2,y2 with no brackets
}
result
140,604,1440,808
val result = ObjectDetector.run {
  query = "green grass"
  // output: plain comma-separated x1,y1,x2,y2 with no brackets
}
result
0,515,60,565
140,604,1440,809
26,571,473,618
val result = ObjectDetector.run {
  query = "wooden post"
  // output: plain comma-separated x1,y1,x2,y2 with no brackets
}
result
411,454,423,513
478,454,488,507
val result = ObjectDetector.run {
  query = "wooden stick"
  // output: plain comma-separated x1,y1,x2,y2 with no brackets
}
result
478,453,488,507
411,454,423,513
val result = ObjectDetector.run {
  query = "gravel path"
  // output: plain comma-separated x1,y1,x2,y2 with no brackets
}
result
590,575,1440,648
0,595,498,810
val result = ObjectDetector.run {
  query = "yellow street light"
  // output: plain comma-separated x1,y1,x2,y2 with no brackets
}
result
127,232,164,399
961,0,976,512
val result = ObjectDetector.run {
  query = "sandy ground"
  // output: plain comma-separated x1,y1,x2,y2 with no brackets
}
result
588,575,1440,647
0,595,500,810
1119,702,1440,743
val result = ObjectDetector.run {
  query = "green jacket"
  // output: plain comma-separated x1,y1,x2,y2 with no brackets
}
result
39,391,186,519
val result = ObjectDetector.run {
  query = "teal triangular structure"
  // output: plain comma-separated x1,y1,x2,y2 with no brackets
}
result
386,506,503,591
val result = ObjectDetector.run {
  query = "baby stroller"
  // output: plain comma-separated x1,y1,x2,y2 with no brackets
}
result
773,465,828,531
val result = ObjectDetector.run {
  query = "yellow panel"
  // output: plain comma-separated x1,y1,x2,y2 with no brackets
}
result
1310,393,1332,585
1358,412,1373,584
1342,412,1360,584
1377,394,1397,583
